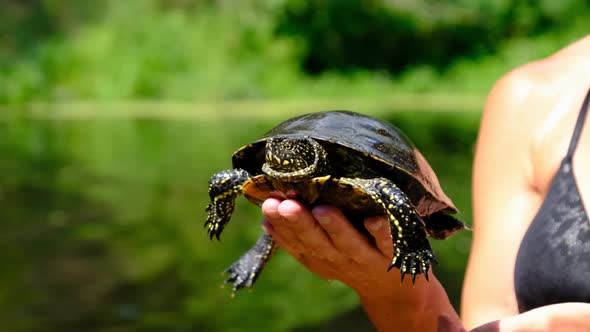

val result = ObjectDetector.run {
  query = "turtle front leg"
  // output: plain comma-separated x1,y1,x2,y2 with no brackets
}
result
205,169,250,240
225,232,277,294
341,177,436,284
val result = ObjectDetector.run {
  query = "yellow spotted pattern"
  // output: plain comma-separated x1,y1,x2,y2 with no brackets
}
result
339,176,434,282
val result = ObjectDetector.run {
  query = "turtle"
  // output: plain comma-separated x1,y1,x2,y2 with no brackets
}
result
205,110,467,293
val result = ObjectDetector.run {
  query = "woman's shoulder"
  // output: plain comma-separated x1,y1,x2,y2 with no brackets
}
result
482,35,590,193
485,35,590,123
511,34,590,83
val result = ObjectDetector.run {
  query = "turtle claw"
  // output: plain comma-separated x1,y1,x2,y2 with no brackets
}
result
205,202,225,240
205,169,250,240
223,233,276,294
400,270,407,283
225,263,256,293
389,248,436,284
387,254,398,272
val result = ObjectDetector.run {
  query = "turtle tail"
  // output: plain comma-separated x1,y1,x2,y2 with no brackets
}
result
423,212,470,240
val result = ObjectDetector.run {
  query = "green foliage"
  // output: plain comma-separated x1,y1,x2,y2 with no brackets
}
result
275,0,590,74
275,0,422,73
1,0,589,103
0,0,102,58
0,109,478,331
0,1,301,102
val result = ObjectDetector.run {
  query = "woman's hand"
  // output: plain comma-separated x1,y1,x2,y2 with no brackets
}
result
261,198,463,332
261,198,395,295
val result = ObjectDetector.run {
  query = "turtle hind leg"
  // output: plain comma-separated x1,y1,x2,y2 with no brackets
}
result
225,233,277,293
205,169,250,240
340,177,436,284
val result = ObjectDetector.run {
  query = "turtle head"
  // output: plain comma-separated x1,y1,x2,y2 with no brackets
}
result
261,136,329,182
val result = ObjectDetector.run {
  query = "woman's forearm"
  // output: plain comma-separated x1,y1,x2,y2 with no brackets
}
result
359,279,590,332
544,303,590,331
470,303,590,332
357,273,463,332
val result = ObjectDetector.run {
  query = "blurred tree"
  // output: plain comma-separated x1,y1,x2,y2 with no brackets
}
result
0,0,103,60
275,0,421,73
275,0,590,74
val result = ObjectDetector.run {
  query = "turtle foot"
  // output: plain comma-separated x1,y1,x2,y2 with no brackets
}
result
224,233,276,293
388,247,437,284
224,259,259,293
205,201,231,240
205,169,250,240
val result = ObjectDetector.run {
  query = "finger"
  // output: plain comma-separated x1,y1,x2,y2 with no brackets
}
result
261,198,282,222
263,217,339,279
312,206,386,265
364,216,394,258
262,198,301,252
277,200,343,262
262,217,293,252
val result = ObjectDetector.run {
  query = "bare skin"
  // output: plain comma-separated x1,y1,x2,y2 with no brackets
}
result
261,35,590,331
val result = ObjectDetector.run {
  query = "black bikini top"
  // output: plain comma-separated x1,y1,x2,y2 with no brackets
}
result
514,88,590,313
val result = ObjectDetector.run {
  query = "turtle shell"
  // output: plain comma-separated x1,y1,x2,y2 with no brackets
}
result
232,111,457,216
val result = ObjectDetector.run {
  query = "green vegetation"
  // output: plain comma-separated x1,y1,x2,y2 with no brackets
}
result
1,0,589,330
1,0,588,103
276,0,586,73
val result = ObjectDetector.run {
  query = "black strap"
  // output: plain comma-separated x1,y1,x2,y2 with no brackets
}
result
566,87,590,159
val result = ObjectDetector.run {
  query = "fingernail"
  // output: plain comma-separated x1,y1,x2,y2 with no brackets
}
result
312,207,331,226
367,218,383,232
262,199,281,220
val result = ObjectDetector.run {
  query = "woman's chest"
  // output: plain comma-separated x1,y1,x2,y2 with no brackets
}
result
533,98,590,215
